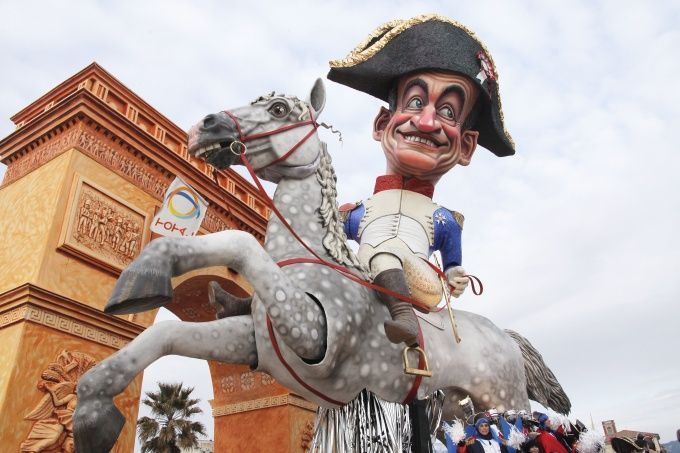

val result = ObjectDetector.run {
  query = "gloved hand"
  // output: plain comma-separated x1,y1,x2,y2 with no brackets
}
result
445,266,468,298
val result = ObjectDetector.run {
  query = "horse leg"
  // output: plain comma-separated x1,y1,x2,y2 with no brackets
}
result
209,280,252,318
73,316,256,453
106,231,326,361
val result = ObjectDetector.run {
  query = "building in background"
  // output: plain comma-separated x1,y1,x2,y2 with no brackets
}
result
0,63,315,452
602,420,661,453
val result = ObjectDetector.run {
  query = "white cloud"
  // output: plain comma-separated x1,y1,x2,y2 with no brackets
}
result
2,0,679,444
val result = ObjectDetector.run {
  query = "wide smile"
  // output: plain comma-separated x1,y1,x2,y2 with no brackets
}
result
398,132,444,149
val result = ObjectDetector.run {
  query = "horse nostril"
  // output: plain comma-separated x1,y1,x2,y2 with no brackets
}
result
203,114,218,129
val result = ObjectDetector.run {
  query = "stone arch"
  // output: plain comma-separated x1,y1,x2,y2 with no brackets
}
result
0,62,314,452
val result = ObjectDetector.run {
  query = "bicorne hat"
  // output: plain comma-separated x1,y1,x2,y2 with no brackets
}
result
327,14,515,157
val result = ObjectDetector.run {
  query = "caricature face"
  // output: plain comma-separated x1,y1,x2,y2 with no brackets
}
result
373,71,480,184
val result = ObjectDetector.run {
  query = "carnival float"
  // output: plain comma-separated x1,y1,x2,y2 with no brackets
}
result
73,14,598,453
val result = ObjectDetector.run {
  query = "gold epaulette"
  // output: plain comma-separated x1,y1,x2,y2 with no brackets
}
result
453,211,465,229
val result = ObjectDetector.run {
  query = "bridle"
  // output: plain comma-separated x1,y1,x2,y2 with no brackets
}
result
222,109,319,172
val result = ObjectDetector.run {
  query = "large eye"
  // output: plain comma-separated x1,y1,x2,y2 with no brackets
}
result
406,97,423,109
438,105,457,121
268,102,289,118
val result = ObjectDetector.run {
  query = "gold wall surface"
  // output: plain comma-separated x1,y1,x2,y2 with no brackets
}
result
0,323,24,411
213,403,316,453
0,152,71,295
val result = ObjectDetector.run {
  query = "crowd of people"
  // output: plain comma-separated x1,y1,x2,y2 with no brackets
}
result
439,409,605,453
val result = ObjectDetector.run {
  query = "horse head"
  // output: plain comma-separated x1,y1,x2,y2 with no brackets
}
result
187,79,326,182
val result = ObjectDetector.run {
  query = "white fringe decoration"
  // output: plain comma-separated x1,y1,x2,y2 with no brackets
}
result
577,430,605,453
442,420,467,444
547,410,571,431
507,425,527,449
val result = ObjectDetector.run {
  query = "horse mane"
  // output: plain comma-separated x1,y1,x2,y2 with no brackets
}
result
316,143,368,275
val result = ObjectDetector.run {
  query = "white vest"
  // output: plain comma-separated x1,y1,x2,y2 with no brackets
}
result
357,189,437,260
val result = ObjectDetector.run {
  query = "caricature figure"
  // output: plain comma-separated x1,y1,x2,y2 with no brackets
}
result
328,15,515,346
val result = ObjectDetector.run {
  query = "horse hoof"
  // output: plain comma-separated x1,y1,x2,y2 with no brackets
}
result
208,281,252,319
105,265,173,315
73,396,125,453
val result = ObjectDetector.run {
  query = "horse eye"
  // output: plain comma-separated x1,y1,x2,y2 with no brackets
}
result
268,102,289,118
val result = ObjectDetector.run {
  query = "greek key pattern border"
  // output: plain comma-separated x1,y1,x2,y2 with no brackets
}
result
0,304,129,349
212,394,317,417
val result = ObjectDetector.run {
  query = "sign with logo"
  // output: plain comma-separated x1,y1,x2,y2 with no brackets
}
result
151,177,208,237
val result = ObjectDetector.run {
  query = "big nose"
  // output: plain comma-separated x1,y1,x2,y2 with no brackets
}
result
412,106,439,133
203,113,220,129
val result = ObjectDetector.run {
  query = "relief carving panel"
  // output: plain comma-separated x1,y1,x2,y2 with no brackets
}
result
58,177,150,274
20,350,97,453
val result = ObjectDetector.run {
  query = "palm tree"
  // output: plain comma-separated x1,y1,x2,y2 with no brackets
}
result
137,382,207,453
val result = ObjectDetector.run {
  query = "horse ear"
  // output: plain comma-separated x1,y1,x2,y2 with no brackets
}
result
309,78,326,115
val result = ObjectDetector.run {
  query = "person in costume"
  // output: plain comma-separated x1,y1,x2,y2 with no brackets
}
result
327,14,515,346
535,414,571,453
522,438,545,453
461,417,509,453
634,434,650,453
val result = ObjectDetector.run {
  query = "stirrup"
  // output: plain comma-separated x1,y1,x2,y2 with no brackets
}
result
402,346,432,377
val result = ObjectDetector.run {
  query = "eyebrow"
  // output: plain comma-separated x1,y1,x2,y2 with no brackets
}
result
402,78,429,98
440,85,466,107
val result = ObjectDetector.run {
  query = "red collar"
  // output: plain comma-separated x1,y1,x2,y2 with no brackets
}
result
373,175,435,198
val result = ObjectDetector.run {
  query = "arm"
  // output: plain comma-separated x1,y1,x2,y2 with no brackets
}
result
433,207,469,297
339,201,364,242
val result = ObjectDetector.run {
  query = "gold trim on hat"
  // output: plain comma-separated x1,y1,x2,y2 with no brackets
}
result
329,14,514,150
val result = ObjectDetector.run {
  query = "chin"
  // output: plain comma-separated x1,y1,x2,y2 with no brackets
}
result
393,148,442,172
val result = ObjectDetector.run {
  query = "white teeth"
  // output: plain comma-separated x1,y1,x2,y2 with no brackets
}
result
405,135,436,147
194,143,222,157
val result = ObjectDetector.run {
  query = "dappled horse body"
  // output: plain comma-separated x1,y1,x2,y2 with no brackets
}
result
73,80,569,452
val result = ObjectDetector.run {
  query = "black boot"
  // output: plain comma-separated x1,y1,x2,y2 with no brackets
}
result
373,269,419,346
208,281,252,319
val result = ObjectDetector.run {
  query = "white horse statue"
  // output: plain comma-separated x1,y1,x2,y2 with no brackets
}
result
73,79,569,452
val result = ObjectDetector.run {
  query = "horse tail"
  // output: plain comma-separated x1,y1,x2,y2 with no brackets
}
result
505,329,571,414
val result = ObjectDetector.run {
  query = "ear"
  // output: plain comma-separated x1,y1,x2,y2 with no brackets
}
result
458,130,479,166
372,107,392,141
309,78,326,115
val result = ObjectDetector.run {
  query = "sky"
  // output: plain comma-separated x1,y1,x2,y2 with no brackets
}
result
1,0,679,446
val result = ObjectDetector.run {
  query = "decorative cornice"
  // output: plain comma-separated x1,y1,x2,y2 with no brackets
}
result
0,64,269,237
211,393,317,417
0,284,143,346
1,304,129,349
